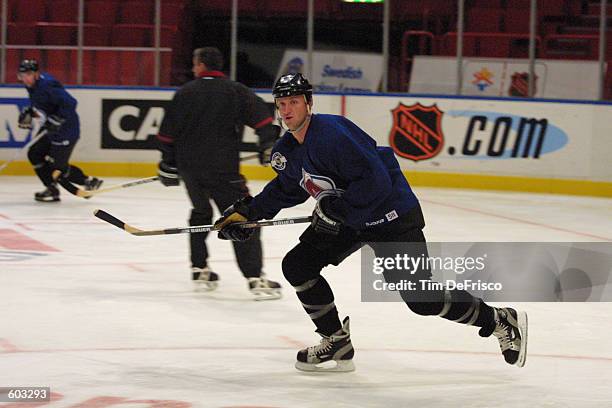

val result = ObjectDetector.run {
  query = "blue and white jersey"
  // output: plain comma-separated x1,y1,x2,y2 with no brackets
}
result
250,114,419,230
26,72,79,142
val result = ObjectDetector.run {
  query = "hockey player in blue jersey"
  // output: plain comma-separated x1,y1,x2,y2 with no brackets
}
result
17,59,102,202
214,73,528,372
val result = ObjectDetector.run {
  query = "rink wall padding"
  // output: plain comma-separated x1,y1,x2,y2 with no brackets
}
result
1,86,611,197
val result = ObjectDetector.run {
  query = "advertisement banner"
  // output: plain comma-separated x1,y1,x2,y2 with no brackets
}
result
347,95,595,179
277,49,383,92
101,99,171,150
409,56,601,100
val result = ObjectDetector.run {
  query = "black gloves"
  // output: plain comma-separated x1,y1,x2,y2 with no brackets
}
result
18,107,35,129
312,195,345,235
44,114,65,133
157,161,180,186
214,196,257,241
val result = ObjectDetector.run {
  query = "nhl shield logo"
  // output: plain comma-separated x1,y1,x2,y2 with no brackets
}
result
389,103,444,161
509,72,538,97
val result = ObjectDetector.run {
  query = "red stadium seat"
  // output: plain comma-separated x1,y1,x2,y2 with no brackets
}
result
119,1,154,24
7,22,38,44
160,52,172,85
471,0,502,7
467,8,503,33
117,51,154,85
539,0,567,17
37,23,76,46
11,0,46,22
111,24,152,47
438,33,478,57
85,0,119,24
504,9,531,33
479,37,511,58
84,23,111,46
337,1,383,21
48,0,78,22
161,2,184,25
44,50,77,84
199,0,231,16
160,25,178,48
82,50,120,85
264,0,307,18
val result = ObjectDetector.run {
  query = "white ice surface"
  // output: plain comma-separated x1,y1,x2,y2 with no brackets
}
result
1,177,611,407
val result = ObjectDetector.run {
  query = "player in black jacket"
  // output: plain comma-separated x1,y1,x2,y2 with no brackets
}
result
156,47,281,300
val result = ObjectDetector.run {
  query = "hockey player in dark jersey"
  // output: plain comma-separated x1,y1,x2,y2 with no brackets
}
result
156,47,282,300
17,59,103,202
214,73,528,372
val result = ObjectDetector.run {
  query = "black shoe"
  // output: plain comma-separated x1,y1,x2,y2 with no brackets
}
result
34,184,60,202
295,316,355,372
479,307,528,367
84,177,103,191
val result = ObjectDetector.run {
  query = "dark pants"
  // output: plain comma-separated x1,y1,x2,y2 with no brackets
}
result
281,204,494,336
27,136,88,187
182,171,263,278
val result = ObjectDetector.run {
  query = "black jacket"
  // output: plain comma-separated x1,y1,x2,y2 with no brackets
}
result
157,71,277,176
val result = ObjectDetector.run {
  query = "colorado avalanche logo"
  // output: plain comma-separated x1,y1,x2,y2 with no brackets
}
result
299,170,344,199
271,151,287,170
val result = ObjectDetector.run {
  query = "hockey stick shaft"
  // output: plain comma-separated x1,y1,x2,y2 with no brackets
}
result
80,176,159,197
0,128,47,173
94,209,312,236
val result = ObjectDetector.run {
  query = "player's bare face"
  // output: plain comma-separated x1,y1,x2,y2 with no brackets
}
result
276,95,308,130
18,71,38,88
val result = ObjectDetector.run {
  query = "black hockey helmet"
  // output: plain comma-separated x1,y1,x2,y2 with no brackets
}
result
273,73,312,102
18,59,39,73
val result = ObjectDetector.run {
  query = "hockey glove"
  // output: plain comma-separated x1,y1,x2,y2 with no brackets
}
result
312,195,345,235
44,114,65,133
18,106,35,129
157,161,180,186
214,196,257,241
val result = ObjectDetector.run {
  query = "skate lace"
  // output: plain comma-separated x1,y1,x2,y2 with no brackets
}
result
312,337,333,355
493,322,515,352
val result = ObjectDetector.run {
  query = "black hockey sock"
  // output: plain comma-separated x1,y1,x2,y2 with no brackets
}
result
437,289,495,328
294,276,341,336
67,165,87,185
33,162,53,186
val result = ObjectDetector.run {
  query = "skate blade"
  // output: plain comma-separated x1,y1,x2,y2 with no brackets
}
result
295,359,355,373
193,281,219,292
516,311,528,368
35,197,60,202
251,289,282,301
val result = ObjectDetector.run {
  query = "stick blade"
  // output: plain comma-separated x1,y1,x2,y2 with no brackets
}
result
94,209,126,230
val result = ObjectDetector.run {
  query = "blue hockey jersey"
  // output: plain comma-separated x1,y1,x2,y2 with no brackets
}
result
250,113,419,230
26,72,79,142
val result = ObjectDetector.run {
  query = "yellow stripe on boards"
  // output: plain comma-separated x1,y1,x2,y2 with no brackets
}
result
1,161,611,198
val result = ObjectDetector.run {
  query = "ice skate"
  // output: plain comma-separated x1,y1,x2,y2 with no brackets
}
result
480,307,528,367
248,274,282,301
84,176,103,191
192,267,219,291
34,184,60,202
295,316,355,372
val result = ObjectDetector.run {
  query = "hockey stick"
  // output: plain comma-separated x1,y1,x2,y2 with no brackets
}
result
79,176,159,198
94,209,312,236
0,128,47,173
